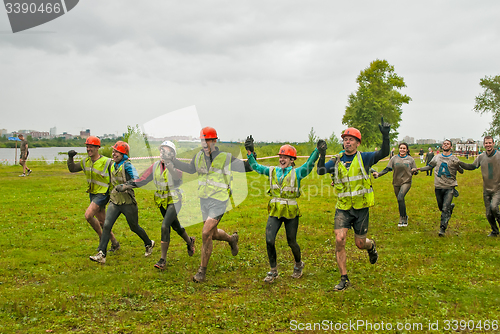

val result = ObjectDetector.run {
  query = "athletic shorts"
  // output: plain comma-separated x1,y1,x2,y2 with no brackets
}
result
334,207,369,238
89,193,110,209
200,198,227,222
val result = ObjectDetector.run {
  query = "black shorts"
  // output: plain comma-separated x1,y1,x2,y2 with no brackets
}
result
334,207,369,238
89,193,110,209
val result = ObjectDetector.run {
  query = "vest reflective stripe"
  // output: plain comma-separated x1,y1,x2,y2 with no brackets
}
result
332,151,375,210
153,161,180,207
267,166,300,218
81,156,111,194
109,162,135,205
194,151,232,201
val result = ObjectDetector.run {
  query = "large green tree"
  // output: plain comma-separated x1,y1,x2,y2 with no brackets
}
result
473,75,500,138
342,59,411,147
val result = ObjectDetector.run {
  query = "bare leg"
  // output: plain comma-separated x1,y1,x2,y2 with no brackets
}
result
334,228,348,276
85,203,118,246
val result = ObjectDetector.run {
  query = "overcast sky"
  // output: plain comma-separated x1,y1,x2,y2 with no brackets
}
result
1,1,499,143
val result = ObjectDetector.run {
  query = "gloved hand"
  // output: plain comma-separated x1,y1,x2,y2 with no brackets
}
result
378,117,391,137
317,139,327,155
115,184,132,192
68,150,77,158
244,135,254,153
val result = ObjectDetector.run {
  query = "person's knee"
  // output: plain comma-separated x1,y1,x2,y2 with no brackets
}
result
355,238,367,249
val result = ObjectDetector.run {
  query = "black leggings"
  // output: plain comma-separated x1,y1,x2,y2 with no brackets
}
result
393,183,411,217
266,216,301,268
159,203,185,243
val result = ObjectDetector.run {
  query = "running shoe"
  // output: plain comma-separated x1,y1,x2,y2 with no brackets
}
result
19,173,26,177
229,232,239,256
398,217,404,227
192,267,207,283
438,228,446,237
291,261,305,279
89,251,106,264
187,237,195,257
145,240,155,257
367,240,378,264
27,169,32,176
334,277,351,291
264,271,279,283
154,258,166,270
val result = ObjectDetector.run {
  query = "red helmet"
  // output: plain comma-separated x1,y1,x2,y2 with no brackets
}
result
85,136,101,147
112,141,130,155
278,144,297,158
200,127,218,140
341,128,362,143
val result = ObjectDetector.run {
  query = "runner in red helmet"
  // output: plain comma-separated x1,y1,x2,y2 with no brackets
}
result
317,118,391,291
171,127,253,283
245,136,323,283
89,141,155,264
67,136,120,252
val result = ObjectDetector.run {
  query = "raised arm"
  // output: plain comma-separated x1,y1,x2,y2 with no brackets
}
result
67,150,83,173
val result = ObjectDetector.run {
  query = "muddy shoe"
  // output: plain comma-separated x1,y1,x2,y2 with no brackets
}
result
229,232,239,256
291,261,305,279
334,276,351,291
367,240,378,264
402,216,408,227
144,240,155,257
398,217,404,227
192,267,207,283
438,228,446,237
109,242,120,252
154,258,166,270
90,251,106,264
187,237,195,257
264,271,279,283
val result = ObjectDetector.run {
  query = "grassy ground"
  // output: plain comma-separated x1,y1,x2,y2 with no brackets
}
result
0,155,499,333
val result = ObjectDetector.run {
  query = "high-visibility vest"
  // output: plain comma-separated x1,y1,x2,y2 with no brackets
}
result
80,156,111,194
267,166,300,219
332,152,374,210
153,161,180,208
109,161,136,205
194,151,232,201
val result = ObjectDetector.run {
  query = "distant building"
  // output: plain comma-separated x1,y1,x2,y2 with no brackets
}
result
0,129,7,137
50,126,57,137
30,131,50,139
102,133,118,140
60,132,74,140
80,129,91,139
456,140,478,153
402,136,415,144
416,139,437,145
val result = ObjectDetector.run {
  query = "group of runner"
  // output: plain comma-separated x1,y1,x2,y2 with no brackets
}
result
65,120,500,291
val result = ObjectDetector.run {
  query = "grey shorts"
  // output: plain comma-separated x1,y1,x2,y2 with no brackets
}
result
334,207,369,238
89,193,110,209
200,198,227,221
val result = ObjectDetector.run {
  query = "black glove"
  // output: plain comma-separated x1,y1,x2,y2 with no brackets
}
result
317,139,327,155
245,135,254,153
378,117,391,137
115,184,131,192
68,150,77,158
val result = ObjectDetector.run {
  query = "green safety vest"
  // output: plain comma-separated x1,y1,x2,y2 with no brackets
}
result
153,161,180,208
332,152,374,210
267,166,300,219
80,156,112,194
194,151,232,201
109,161,136,205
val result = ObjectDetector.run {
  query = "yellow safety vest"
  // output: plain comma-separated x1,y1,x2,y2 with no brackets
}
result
267,166,300,219
332,152,374,210
194,151,232,201
80,156,111,194
109,162,136,205
153,161,180,208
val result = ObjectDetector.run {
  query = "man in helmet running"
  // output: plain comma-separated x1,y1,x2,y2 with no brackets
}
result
317,118,391,291
67,136,120,251
89,141,155,264
116,140,196,269
171,127,253,282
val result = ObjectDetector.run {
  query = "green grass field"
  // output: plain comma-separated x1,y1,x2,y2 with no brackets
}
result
1,154,499,333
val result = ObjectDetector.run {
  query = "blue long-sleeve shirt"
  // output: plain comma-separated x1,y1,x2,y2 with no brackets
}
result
247,148,319,189
114,154,138,181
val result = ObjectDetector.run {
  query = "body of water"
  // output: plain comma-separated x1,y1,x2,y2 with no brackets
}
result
0,147,87,165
